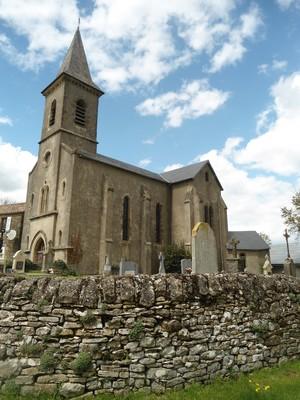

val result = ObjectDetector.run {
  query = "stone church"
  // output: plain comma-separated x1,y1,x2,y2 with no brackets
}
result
13,29,229,274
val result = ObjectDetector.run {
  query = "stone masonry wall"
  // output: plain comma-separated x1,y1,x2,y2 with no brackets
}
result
0,273,299,398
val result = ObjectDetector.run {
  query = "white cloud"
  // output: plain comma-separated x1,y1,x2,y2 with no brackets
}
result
0,115,13,126
272,59,288,71
193,141,294,242
258,59,287,75
163,163,184,172
209,5,262,73
142,138,155,145
0,138,37,202
138,158,151,168
136,79,230,128
235,72,300,175
277,0,300,9
0,1,262,91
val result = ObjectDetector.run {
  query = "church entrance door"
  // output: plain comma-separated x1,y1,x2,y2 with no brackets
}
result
33,238,45,267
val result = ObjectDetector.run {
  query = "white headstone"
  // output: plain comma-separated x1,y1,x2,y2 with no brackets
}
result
192,222,218,274
103,256,112,275
12,250,26,273
119,259,138,276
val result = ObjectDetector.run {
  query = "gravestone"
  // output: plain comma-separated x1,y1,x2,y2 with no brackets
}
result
119,259,138,276
181,258,192,274
12,250,26,273
284,257,296,277
103,256,112,275
158,252,166,274
192,222,218,274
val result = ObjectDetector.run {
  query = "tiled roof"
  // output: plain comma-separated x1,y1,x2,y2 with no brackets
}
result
0,203,26,215
228,231,270,251
79,150,222,187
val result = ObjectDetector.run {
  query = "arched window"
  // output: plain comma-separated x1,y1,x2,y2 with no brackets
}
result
204,205,209,223
205,171,209,182
209,205,214,227
40,185,49,214
49,99,56,127
156,203,162,243
58,230,62,246
122,196,129,241
74,99,86,126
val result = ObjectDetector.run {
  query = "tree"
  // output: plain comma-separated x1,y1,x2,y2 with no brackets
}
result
259,232,272,247
281,191,300,235
0,199,15,205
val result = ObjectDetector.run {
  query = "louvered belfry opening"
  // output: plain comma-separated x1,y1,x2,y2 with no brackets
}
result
49,99,56,126
75,99,86,126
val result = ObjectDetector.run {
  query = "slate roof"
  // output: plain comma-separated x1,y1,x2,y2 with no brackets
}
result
0,203,26,215
161,161,223,188
270,242,300,264
78,150,222,186
57,28,101,91
227,231,270,251
78,151,167,183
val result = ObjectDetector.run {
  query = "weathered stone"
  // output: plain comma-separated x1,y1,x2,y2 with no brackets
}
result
0,359,21,379
60,383,85,398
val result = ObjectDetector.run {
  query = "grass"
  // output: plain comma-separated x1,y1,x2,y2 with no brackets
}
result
0,360,299,400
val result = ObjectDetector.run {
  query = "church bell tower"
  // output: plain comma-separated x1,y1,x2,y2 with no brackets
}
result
40,28,104,154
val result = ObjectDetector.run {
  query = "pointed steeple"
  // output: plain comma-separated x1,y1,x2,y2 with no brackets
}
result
57,28,100,91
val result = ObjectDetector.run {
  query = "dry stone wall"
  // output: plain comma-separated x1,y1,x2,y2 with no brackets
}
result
0,273,299,398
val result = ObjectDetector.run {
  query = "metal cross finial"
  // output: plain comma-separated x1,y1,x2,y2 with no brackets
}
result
230,238,240,259
283,228,291,258
78,17,81,28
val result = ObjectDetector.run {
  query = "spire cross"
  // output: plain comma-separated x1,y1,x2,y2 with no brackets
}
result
283,229,291,258
78,17,81,28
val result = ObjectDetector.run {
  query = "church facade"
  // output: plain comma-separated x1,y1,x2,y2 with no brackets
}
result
18,29,228,275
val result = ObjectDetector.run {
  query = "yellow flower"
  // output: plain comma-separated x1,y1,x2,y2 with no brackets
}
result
249,379,252,383
256,387,261,392
255,383,260,386
264,385,270,391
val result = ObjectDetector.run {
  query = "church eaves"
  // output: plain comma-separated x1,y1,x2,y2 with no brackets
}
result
57,28,101,91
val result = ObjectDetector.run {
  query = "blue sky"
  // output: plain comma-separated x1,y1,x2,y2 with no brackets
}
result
0,0,300,242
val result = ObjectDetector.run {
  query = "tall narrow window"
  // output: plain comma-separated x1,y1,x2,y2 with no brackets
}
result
74,99,86,126
49,99,56,126
122,196,129,241
156,203,162,243
58,230,62,246
209,205,214,227
204,205,209,223
30,193,34,208
40,185,49,214
205,171,209,182
62,180,66,197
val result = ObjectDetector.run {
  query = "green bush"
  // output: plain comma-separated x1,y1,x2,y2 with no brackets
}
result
129,321,144,340
70,352,93,375
80,311,97,325
20,343,44,357
164,242,191,273
40,350,58,372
